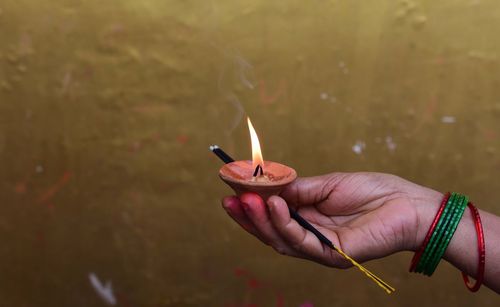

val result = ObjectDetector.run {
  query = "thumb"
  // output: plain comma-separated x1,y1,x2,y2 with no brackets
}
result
280,173,346,207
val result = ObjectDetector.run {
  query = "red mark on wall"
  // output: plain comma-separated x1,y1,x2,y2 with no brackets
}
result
413,95,438,135
481,128,497,140
128,191,143,205
116,291,133,307
433,56,445,65
14,173,32,194
247,278,261,290
275,293,284,307
176,134,189,145
129,141,142,153
423,95,438,119
229,267,287,307
259,79,287,105
15,182,27,194
234,267,249,277
37,171,72,205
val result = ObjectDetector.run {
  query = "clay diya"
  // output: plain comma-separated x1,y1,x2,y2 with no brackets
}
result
218,118,297,199
219,160,297,200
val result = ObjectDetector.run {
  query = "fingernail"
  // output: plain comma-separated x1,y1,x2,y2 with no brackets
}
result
268,201,274,212
267,198,277,211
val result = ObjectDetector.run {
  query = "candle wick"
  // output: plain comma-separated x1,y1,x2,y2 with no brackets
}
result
253,165,264,177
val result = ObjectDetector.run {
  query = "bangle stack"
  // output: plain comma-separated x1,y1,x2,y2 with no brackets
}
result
409,192,485,292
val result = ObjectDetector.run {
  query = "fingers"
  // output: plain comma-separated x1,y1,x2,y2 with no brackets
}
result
280,173,345,208
221,195,298,256
223,194,350,267
239,193,301,257
267,195,348,267
221,196,266,241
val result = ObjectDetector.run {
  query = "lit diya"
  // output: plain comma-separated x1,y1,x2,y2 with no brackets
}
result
210,117,395,294
218,118,297,200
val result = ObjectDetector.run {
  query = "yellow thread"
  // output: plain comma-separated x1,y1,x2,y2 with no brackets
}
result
335,248,396,294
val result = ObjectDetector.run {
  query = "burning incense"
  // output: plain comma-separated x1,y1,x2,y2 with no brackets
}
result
209,145,234,164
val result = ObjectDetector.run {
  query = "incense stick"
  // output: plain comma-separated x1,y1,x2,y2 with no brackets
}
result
289,209,395,293
209,145,234,164
210,145,395,294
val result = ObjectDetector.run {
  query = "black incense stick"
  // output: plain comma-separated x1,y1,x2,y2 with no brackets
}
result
288,210,335,249
209,144,335,249
209,145,234,164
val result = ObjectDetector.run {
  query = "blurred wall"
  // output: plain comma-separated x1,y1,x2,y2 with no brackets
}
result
0,0,499,306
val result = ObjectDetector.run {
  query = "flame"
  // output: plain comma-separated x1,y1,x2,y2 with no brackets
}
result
247,117,264,169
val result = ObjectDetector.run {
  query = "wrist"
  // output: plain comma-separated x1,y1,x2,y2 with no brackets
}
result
404,187,444,252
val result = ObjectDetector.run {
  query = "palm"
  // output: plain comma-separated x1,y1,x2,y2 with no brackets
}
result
281,173,418,265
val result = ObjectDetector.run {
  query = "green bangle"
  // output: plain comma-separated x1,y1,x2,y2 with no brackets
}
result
424,195,468,275
416,193,455,273
422,194,464,274
425,195,467,275
416,193,457,273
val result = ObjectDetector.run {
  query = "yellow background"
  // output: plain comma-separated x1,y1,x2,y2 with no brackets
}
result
0,0,499,306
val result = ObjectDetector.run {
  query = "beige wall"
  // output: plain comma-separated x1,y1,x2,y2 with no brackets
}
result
0,0,499,305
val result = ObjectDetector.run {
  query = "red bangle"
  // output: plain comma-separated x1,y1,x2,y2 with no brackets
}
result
461,202,485,292
409,192,451,272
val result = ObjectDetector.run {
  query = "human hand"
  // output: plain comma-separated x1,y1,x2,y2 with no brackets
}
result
221,172,443,268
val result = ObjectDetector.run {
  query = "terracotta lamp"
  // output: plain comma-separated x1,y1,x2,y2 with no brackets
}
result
218,118,297,200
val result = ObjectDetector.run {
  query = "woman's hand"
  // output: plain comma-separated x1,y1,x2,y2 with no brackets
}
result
221,172,443,268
